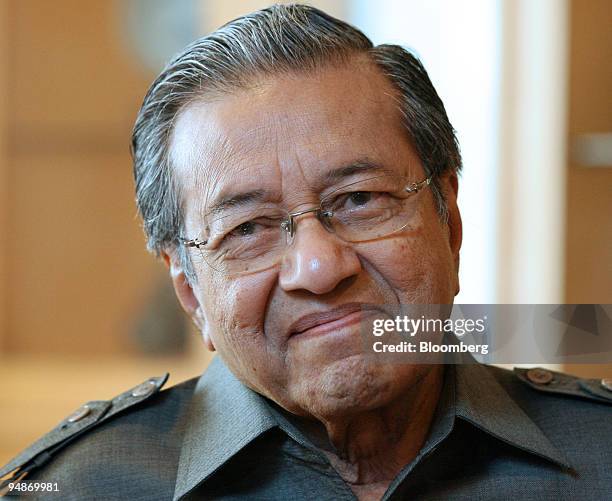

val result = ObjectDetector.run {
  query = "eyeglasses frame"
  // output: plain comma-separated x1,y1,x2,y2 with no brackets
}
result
180,174,432,250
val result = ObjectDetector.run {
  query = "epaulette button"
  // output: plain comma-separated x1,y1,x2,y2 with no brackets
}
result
526,368,553,385
66,404,91,423
131,380,157,398
601,378,612,392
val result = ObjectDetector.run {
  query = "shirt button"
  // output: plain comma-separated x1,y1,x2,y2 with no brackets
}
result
131,380,157,398
526,368,553,385
601,378,612,392
67,404,90,423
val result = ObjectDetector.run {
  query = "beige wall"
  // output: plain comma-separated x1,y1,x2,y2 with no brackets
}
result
3,0,167,354
564,0,612,304
562,0,612,378
0,1,8,354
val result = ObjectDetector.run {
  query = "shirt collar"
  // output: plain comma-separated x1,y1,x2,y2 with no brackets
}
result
454,360,572,470
173,357,276,501
174,356,572,500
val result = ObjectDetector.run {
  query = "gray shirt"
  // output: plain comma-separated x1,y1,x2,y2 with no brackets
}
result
1,357,611,500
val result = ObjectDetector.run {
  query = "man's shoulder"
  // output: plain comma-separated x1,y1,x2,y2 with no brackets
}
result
483,364,612,443
0,373,199,498
484,364,612,408
460,363,611,490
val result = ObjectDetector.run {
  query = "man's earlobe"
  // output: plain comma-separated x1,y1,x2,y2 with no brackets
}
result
162,250,216,352
443,172,462,261
198,308,216,352
441,172,462,295
167,259,199,315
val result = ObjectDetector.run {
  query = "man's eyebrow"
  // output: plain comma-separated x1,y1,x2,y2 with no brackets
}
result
206,189,268,216
205,160,392,215
322,159,393,183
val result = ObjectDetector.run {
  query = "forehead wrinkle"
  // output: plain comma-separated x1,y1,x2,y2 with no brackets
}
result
172,110,276,224
173,134,234,218
201,126,281,214
201,115,282,205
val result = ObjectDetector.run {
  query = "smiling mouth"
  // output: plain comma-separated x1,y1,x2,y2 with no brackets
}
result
289,304,379,339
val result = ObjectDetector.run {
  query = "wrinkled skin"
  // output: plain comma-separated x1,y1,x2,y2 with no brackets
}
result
165,54,462,497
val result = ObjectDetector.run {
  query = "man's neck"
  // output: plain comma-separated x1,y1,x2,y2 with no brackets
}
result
294,365,445,500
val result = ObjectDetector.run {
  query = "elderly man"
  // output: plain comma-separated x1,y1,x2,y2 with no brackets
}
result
1,4,610,500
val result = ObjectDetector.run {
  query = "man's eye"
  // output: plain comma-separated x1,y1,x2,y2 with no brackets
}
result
328,190,398,214
348,191,372,206
231,221,258,237
224,217,280,240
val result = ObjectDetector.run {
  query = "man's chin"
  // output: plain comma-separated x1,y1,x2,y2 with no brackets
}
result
288,354,420,419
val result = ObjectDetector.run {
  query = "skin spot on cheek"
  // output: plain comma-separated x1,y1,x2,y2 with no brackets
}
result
365,235,442,302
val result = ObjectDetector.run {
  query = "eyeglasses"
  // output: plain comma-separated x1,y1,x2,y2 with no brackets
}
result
181,173,432,276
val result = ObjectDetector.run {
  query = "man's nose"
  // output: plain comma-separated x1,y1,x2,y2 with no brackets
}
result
278,215,362,294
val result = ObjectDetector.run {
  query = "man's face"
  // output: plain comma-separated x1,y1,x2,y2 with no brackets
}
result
169,56,462,421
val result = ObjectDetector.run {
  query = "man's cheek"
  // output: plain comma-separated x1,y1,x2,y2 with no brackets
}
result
202,277,268,372
365,235,450,302
367,237,427,283
233,273,275,325
206,272,275,342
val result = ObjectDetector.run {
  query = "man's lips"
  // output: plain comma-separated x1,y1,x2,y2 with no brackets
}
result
288,303,378,338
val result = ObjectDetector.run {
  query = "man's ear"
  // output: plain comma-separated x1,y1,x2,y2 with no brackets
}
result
162,251,216,352
440,171,462,294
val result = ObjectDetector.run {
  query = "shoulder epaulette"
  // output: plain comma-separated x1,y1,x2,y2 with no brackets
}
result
515,367,612,404
0,373,169,490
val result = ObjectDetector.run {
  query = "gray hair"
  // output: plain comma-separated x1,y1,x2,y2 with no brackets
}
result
131,3,461,283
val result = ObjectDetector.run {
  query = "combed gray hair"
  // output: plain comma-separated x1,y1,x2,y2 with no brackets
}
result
131,3,461,283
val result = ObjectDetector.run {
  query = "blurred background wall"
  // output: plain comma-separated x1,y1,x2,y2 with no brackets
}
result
0,0,610,465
